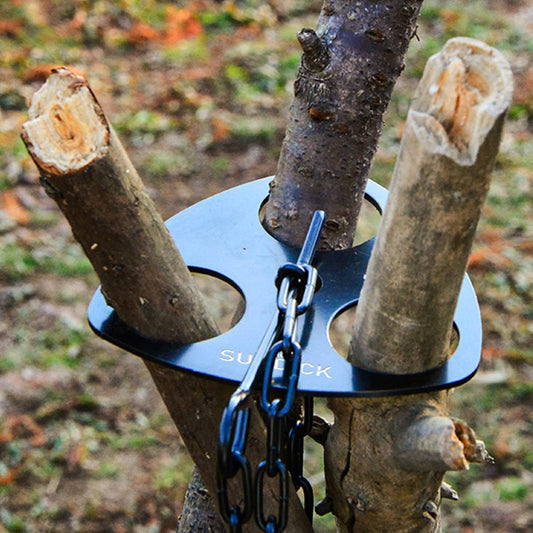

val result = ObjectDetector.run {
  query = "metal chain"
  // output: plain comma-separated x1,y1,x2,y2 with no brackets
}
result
288,395,315,520
217,211,325,533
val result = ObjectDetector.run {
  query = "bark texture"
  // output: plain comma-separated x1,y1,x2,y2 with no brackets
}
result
178,467,226,532
22,68,313,533
350,37,514,373
265,0,424,250
324,38,512,532
22,69,217,344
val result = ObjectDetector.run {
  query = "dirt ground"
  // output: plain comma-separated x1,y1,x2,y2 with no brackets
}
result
0,1,532,532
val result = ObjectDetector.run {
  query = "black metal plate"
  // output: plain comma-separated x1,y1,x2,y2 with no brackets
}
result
87,177,482,397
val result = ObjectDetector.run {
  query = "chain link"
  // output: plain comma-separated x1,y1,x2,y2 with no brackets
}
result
288,396,315,521
256,458,289,533
217,395,253,531
217,211,325,532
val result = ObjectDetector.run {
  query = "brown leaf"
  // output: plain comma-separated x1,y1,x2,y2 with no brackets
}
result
440,9,461,29
0,415,46,447
481,346,506,359
0,467,19,485
24,64,86,83
0,19,24,38
163,7,203,46
66,443,87,470
468,230,511,269
211,116,230,142
514,67,533,105
0,190,31,225
127,22,159,44
493,431,511,462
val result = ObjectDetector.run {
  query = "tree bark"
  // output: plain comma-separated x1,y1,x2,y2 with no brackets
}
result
178,467,226,533
265,0,424,250
21,68,217,344
21,68,313,533
350,37,514,374
324,38,512,532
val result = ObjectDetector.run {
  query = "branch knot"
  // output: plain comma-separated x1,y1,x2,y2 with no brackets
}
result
298,28,330,72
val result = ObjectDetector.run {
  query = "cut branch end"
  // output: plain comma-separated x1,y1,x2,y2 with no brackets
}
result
22,68,109,175
297,28,329,72
396,416,470,472
411,37,514,164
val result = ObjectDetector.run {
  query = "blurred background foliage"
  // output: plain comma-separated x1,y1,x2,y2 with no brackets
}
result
0,1,531,531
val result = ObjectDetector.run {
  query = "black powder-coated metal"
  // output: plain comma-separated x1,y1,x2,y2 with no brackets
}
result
87,177,482,397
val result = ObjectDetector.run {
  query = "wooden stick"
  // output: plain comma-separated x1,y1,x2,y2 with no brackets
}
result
324,38,513,532
350,37,514,373
22,68,312,533
22,68,218,343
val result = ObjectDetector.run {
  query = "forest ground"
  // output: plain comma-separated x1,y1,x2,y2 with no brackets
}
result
0,1,532,531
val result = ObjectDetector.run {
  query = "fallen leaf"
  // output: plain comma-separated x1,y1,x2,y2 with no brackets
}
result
514,66,533,105
440,8,461,28
67,443,87,470
0,19,24,38
0,190,31,225
24,64,86,83
127,22,159,44
468,248,491,268
468,245,510,269
0,467,19,485
493,431,511,462
1,415,46,447
211,116,230,142
24,64,58,82
164,7,203,46
477,227,506,245
481,346,506,359
68,9,87,32
518,239,533,256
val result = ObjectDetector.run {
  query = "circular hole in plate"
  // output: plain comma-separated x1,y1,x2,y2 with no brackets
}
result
328,304,357,358
258,195,381,248
329,305,462,361
191,270,245,334
353,196,382,246
449,324,460,356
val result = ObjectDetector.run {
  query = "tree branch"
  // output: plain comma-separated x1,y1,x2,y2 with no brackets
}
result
22,68,312,533
22,70,219,344
265,0,423,250
350,37,514,373
324,38,513,532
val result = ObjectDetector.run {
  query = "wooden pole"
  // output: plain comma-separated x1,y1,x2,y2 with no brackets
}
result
324,38,513,532
22,68,313,533
350,37,514,373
